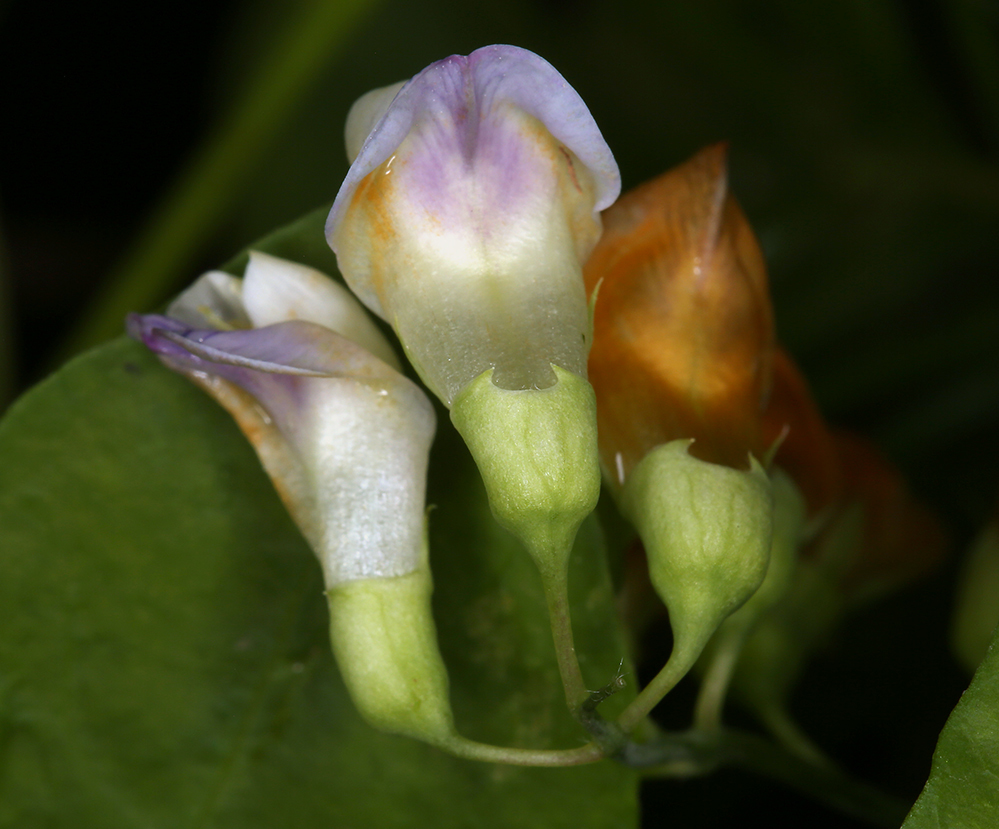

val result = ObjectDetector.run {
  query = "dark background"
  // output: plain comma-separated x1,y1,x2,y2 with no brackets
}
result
2,0,998,825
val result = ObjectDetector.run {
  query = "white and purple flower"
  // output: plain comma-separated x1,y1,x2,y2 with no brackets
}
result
129,251,434,588
326,44,620,405
129,252,456,742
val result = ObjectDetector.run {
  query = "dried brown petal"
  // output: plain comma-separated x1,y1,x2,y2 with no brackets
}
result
585,143,774,480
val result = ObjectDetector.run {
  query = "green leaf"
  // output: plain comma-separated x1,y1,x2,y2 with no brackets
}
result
0,231,637,826
902,625,999,829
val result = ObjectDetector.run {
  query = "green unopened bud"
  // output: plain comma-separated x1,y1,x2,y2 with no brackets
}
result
449,366,601,578
952,522,999,674
326,565,455,744
620,439,773,659
732,469,806,626
727,507,860,761
694,470,806,728
729,564,843,763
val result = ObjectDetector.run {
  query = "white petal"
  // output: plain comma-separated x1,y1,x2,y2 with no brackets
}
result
301,371,435,585
132,311,435,585
167,270,247,328
241,251,401,370
344,81,406,164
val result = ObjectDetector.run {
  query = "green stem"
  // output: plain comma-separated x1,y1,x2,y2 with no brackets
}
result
56,0,380,363
616,633,707,733
723,729,907,827
635,728,908,828
756,702,834,768
692,624,747,731
539,560,589,713
440,734,604,767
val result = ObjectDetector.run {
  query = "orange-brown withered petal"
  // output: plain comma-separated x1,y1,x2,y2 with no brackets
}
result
586,143,774,479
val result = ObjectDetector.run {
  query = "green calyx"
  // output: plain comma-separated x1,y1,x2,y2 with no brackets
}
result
326,566,455,745
621,439,774,660
449,366,601,578
721,469,807,634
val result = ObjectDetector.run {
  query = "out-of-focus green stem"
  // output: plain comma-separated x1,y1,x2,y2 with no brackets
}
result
0,207,13,411
56,0,380,363
635,728,908,828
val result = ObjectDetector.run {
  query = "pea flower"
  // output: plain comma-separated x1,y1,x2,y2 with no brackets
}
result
585,142,774,478
128,252,455,745
327,44,619,405
326,45,620,708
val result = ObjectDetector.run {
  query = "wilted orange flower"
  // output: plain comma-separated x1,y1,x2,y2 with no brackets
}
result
585,142,774,479
761,348,844,517
759,355,943,586
830,432,947,598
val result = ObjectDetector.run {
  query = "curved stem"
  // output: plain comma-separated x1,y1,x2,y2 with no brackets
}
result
440,734,604,767
757,702,835,768
617,633,707,733
693,621,750,730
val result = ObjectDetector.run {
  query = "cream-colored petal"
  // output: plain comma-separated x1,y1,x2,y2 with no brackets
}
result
344,81,406,164
167,270,247,329
241,251,401,370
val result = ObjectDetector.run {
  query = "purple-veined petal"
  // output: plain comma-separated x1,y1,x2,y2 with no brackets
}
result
328,44,620,244
129,314,397,380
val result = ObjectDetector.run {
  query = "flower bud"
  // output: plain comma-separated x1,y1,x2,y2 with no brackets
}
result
584,146,776,680
694,469,806,728
327,45,619,597
129,254,455,744
620,440,773,661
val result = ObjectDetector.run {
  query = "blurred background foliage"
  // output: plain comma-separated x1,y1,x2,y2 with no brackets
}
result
1,0,997,825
